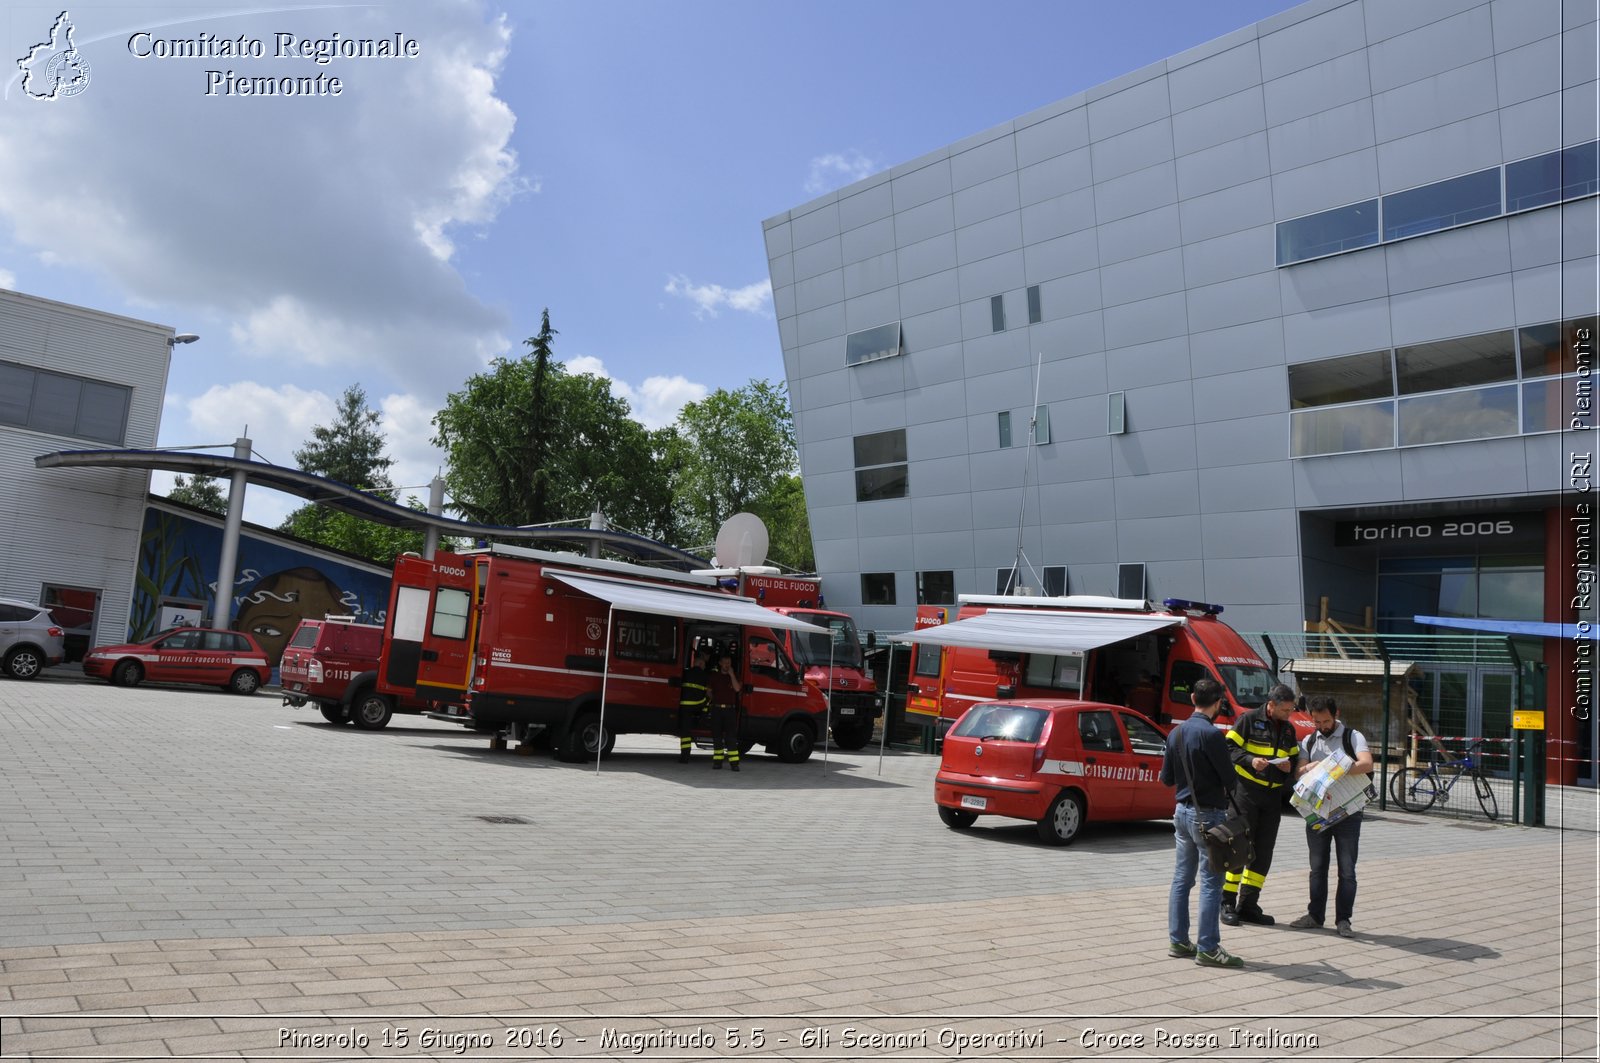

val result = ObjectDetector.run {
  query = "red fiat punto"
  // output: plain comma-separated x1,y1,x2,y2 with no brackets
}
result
83,627,271,695
934,699,1175,845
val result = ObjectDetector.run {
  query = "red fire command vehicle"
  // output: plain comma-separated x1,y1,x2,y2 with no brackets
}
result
380,545,834,762
738,573,882,750
280,616,445,730
905,595,1311,738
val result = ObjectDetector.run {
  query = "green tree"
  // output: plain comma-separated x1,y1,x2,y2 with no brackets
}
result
669,379,807,564
293,384,393,489
166,472,228,514
432,313,674,537
278,384,429,565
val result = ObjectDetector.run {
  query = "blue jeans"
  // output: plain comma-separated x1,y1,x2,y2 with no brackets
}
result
1306,811,1361,924
1169,803,1226,953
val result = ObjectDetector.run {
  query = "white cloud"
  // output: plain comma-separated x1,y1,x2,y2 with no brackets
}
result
157,382,451,525
804,150,881,195
0,267,14,289
663,275,772,320
0,3,520,396
566,354,708,430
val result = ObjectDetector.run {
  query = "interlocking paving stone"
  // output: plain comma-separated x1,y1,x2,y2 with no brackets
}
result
0,678,1595,1059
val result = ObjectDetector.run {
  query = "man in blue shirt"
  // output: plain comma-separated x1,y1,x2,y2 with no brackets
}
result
1160,677,1244,968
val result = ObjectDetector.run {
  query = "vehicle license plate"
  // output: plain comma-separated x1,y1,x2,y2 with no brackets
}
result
960,795,987,810
839,707,856,715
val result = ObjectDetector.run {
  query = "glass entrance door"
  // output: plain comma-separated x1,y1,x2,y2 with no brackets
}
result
1414,665,1515,775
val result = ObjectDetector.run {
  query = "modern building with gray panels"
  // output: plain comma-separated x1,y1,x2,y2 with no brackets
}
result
763,0,1598,779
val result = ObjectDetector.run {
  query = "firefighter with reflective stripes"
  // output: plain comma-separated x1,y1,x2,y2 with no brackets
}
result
707,649,742,771
675,645,711,763
1221,683,1300,926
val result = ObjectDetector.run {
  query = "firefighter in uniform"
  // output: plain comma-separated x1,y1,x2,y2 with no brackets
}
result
675,645,711,762
707,649,743,771
1222,683,1300,926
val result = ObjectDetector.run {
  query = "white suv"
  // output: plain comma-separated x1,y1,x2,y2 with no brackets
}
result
0,598,66,680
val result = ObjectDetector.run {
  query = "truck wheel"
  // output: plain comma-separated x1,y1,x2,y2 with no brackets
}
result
227,669,261,696
560,712,614,761
3,645,44,680
771,719,815,763
350,690,393,730
830,720,873,750
939,806,977,830
320,706,349,725
1036,790,1086,846
112,659,143,687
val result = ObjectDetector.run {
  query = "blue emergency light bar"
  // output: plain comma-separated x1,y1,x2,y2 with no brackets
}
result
1163,598,1225,615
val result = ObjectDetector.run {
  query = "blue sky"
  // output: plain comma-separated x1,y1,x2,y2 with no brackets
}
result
0,0,1304,525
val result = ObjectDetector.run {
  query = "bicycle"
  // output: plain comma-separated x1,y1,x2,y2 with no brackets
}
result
1390,737,1498,820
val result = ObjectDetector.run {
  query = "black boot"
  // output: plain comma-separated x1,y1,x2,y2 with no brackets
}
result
1221,894,1240,926
1236,889,1274,926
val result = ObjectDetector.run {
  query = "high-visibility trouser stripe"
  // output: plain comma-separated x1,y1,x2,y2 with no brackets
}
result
1234,763,1285,788
712,749,725,761
679,736,692,749
1224,869,1268,890
726,748,740,762
680,698,708,709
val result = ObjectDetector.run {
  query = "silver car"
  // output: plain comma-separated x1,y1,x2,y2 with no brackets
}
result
0,598,66,680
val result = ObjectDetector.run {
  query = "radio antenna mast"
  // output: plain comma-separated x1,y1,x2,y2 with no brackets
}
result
1006,350,1046,595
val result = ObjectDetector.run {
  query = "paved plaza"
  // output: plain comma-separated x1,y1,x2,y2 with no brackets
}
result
0,676,1595,1061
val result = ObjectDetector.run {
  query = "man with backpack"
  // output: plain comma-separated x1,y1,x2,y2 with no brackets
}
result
1291,694,1374,938
1160,677,1244,969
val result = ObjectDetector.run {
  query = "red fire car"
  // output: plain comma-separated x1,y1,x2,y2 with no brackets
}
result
934,699,1175,845
82,627,272,695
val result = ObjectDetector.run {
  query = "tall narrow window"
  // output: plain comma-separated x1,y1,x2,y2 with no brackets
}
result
1042,566,1067,597
997,411,1012,448
1033,405,1051,444
1027,285,1042,324
853,428,908,501
990,295,1005,332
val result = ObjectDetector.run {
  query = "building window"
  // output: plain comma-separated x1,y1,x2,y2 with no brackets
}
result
996,567,1019,595
1508,140,1600,212
990,295,1005,332
1276,199,1379,265
1043,566,1067,597
1033,405,1051,445
861,572,897,605
1395,332,1514,395
0,361,131,445
917,570,955,605
1027,285,1042,324
854,429,908,501
997,411,1012,448
1382,167,1501,241
1289,316,1596,455
845,322,903,366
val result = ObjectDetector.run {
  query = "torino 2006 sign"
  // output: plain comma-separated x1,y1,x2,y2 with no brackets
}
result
1335,512,1544,548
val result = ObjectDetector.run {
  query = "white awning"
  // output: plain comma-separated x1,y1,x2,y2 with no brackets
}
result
887,608,1181,655
547,571,829,633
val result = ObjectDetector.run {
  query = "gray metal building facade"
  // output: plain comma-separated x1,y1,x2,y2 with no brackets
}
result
763,0,1597,642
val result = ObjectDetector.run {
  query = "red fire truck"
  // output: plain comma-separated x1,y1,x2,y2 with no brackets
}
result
738,573,882,750
904,595,1311,738
380,545,834,762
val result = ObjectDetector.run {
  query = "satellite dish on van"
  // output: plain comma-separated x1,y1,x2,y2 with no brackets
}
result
714,513,769,568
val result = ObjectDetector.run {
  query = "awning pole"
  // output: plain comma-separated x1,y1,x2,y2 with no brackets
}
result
877,639,894,777
595,603,614,775
822,641,834,767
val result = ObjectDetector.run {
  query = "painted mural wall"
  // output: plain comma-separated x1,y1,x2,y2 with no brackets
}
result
134,503,393,667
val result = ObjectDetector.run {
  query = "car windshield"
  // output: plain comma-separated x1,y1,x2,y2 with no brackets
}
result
787,612,864,669
951,704,1048,743
1219,665,1275,709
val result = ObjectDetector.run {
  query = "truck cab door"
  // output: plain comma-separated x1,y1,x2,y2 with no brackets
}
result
384,553,476,696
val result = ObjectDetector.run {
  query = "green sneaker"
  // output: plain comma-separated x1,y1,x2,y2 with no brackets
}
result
1168,940,1197,958
1196,946,1244,969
